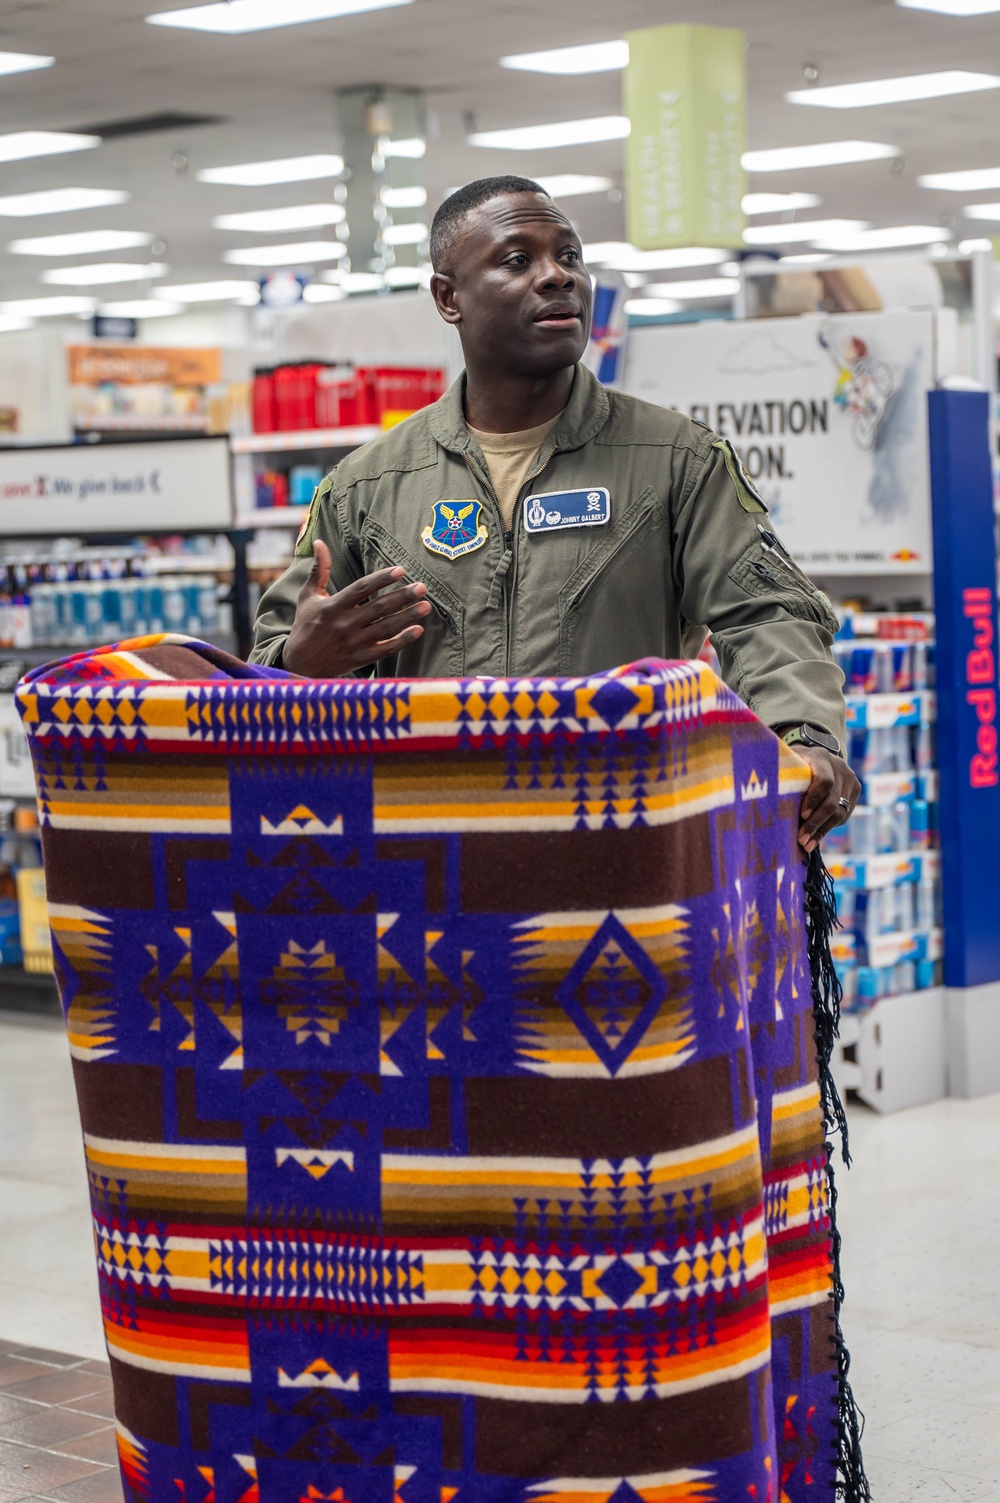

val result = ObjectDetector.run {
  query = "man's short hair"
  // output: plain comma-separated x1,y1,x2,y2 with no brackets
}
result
430,176,549,274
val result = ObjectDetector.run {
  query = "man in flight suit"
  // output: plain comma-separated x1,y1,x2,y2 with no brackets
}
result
251,176,860,848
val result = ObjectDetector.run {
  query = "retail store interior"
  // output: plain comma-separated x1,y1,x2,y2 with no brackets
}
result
2,1,1000,1501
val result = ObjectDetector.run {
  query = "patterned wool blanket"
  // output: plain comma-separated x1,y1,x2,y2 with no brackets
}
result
17,635,867,1503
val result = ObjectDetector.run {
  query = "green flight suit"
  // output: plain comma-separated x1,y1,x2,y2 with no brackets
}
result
250,363,846,745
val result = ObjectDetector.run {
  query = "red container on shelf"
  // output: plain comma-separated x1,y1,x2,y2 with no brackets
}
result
273,364,298,431
252,368,276,433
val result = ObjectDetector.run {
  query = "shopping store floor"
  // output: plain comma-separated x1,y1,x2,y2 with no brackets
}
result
1,1012,1000,1502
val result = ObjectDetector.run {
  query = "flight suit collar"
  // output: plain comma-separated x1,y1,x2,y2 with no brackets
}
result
429,363,611,459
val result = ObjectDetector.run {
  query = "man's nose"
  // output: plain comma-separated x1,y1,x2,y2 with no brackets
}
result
536,258,575,288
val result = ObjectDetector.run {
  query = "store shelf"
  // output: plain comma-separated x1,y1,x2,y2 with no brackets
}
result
76,415,210,433
0,964,60,1019
234,507,308,530
826,848,942,889
845,690,935,728
230,426,380,455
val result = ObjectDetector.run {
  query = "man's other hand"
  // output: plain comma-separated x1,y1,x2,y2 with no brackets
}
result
795,746,862,853
282,540,432,677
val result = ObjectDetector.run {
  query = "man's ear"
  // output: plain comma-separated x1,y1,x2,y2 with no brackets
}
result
430,272,461,326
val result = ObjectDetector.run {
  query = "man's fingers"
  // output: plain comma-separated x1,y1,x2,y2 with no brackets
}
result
357,624,426,665
800,766,835,820
299,538,333,600
350,581,428,630
333,565,408,607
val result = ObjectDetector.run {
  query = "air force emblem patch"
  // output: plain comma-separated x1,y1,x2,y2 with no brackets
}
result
421,499,488,560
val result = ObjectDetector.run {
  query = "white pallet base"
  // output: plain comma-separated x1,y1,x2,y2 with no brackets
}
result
830,988,947,1114
946,981,1000,1098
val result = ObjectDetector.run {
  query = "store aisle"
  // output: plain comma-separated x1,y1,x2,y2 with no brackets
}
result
1,1013,1000,1499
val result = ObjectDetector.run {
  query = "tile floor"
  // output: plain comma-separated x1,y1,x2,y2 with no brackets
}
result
1,1011,999,1501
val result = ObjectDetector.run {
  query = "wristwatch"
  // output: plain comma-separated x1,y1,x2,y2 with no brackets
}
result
780,722,842,757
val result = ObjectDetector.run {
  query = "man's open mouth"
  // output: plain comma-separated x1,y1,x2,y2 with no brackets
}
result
533,308,581,327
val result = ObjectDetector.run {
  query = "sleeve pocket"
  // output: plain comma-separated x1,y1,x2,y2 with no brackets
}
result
729,538,839,634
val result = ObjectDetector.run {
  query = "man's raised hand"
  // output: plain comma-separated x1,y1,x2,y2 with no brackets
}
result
281,540,432,677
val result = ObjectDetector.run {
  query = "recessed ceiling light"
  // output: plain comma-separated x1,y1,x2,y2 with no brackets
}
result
197,154,344,186
147,0,414,33
743,141,898,171
625,298,680,316
500,40,628,74
381,138,425,159
222,240,347,265
787,70,1000,108
0,52,55,77
384,266,425,286
340,271,385,292
820,224,952,249
963,202,1000,219
0,188,129,218
98,299,185,317
0,314,35,331
212,203,345,232
303,282,346,302
644,278,741,299
743,218,870,245
535,174,615,197
584,243,730,271
380,186,427,209
9,230,152,256
959,236,994,250
897,0,1000,13
154,280,259,303
743,192,822,214
41,262,169,286
919,167,1000,189
0,131,101,164
469,116,631,151
0,295,96,317
383,221,428,245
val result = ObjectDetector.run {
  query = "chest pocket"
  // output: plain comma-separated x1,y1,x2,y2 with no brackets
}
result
362,519,466,675
557,486,663,675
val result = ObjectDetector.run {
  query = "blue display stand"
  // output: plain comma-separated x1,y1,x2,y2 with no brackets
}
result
929,389,1000,1092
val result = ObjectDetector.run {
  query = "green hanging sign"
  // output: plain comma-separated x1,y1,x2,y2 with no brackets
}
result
624,23,747,251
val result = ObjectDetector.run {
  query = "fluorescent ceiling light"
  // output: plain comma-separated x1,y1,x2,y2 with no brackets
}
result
381,138,425,159
303,282,345,302
644,278,741,299
963,202,1000,219
0,187,129,218
920,167,1000,190
0,314,35,331
500,40,628,74
743,192,822,214
212,203,344,232
787,70,1000,109
9,229,151,256
154,280,259,303
98,299,184,317
197,154,344,186
42,262,169,286
584,242,730,271
959,236,994,250
743,141,898,172
0,52,55,77
780,252,833,264
743,218,869,245
383,221,428,245
223,240,347,266
820,224,952,249
0,295,95,317
147,0,413,32
469,116,631,151
535,174,615,198
0,131,101,164
380,186,427,209
340,271,385,292
625,298,680,316
384,266,424,286
897,0,1000,13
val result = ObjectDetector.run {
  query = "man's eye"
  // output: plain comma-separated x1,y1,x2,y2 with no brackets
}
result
564,249,580,263
507,253,529,267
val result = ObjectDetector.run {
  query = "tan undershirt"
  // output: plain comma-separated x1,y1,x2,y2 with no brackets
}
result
468,413,562,530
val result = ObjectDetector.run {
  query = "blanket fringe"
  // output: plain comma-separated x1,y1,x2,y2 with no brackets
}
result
804,847,872,1503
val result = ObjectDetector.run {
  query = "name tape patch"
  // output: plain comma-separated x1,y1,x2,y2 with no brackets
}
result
524,487,611,534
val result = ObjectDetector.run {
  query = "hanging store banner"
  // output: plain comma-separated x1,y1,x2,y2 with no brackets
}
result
0,437,233,535
623,309,937,574
624,24,746,251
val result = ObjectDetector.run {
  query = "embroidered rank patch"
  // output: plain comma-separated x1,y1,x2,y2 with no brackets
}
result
523,487,611,534
421,499,488,560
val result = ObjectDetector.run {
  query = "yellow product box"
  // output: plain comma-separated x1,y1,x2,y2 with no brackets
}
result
16,867,52,974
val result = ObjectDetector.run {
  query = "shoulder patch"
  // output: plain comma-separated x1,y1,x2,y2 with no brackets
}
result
712,438,767,514
294,473,335,558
